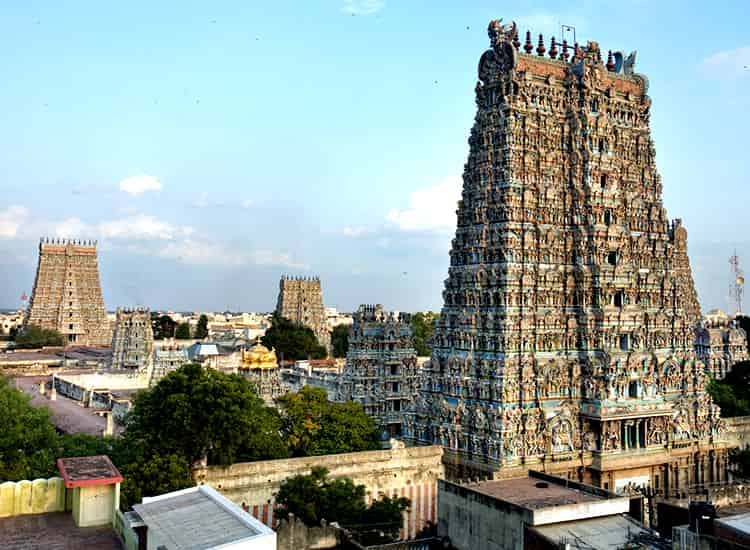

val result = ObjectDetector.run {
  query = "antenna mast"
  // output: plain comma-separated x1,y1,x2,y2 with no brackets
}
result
729,250,744,315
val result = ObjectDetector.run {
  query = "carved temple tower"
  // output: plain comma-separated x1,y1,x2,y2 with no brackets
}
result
408,21,731,494
275,276,330,352
340,305,420,439
110,307,154,370
25,238,111,346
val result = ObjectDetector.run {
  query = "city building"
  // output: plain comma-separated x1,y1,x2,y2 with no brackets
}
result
0,310,24,336
110,308,153,371
280,359,342,401
24,238,111,346
151,341,189,385
696,310,748,379
340,304,420,439
275,275,330,351
438,471,662,550
239,337,286,405
325,307,354,330
408,20,731,493
122,485,276,550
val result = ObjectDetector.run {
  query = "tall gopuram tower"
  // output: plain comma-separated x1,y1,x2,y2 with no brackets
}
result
407,21,730,494
340,305,420,439
24,238,111,346
275,276,330,351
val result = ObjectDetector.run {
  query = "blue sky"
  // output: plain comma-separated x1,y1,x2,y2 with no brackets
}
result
1,1,748,313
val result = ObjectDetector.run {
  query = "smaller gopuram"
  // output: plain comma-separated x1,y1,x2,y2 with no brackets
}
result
275,275,330,351
110,307,154,371
240,337,285,405
340,304,419,439
25,238,111,346
696,310,748,379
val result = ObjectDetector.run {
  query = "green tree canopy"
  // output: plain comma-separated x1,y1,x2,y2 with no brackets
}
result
262,315,326,361
707,361,750,417
151,313,177,340
124,363,287,466
276,386,379,457
411,312,438,357
13,325,65,349
331,324,350,358
195,314,209,339
275,467,409,543
175,322,191,339
0,376,60,481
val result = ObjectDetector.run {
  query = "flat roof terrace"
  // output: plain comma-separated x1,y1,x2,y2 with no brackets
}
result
473,475,608,510
0,512,122,550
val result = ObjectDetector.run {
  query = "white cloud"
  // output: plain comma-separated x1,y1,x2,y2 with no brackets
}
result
119,174,162,196
55,217,88,239
385,176,462,233
241,199,254,209
343,226,367,237
158,239,308,269
342,0,384,16
702,46,750,78
0,206,29,238
99,215,193,241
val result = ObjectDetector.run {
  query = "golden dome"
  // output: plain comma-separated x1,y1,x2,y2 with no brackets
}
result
241,337,278,370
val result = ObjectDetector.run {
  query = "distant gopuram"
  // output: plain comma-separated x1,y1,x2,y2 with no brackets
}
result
24,238,111,346
110,307,154,370
408,20,731,493
340,304,420,439
275,275,330,351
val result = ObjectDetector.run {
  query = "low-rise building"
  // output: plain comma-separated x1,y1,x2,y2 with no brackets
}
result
439,471,663,550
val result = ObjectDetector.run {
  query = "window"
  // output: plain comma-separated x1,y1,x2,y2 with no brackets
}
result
655,475,660,489
390,365,398,376
393,400,401,412
607,252,618,266
628,381,638,398
614,290,625,307
620,334,629,351
601,174,607,188
604,210,612,225
69,323,74,330
392,382,399,392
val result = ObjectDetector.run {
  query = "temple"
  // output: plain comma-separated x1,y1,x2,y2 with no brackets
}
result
407,20,732,496
240,337,284,405
275,275,330,352
24,238,111,346
340,304,420,439
110,307,154,371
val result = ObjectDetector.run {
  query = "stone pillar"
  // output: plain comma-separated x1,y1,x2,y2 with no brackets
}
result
39,380,46,395
50,384,57,401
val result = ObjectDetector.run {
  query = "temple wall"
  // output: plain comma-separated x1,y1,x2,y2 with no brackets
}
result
195,445,444,539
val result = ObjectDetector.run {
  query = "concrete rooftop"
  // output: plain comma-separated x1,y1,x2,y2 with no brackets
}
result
473,476,608,510
0,512,122,549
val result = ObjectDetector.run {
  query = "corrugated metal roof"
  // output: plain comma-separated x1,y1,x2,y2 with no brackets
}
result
134,488,260,549
531,514,652,550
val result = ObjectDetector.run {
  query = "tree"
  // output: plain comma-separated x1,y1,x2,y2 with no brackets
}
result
276,386,379,457
411,312,438,357
124,363,287,466
13,325,65,349
175,322,191,339
262,315,326,361
275,467,409,544
118,451,193,510
195,314,209,339
707,361,750,417
331,324,350,358
0,376,60,480
151,313,177,340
